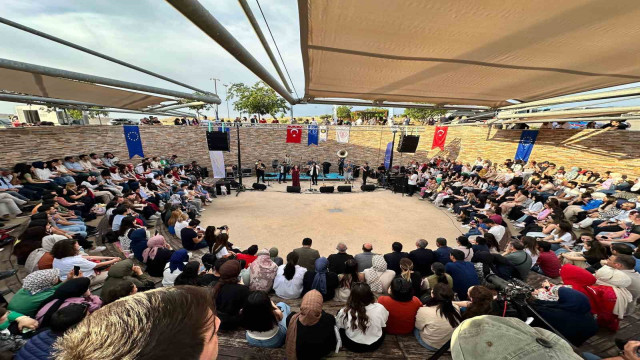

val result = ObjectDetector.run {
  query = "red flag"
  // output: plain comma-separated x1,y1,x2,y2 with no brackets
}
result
286,125,302,143
431,126,448,150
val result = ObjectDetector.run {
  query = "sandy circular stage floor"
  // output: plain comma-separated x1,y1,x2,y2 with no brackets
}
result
199,181,465,257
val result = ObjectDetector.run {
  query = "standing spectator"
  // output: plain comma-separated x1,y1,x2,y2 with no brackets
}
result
285,290,337,360
354,243,376,272
336,283,389,352
384,242,409,275
327,242,354,274
434,238,452,265
293,238,320,271
409,239,435,277
378,278,422,335
415,283,462,351
445,250,480,300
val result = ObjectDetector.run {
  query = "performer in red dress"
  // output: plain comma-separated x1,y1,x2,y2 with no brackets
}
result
291,165,300,187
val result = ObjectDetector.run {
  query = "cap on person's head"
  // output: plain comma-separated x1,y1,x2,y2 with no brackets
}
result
451,315,580,360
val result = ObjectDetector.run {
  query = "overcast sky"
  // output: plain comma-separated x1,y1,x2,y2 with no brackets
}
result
0,0,342,118
2,1,640,120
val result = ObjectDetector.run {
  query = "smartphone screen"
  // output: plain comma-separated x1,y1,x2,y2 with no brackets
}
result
74,265,80,276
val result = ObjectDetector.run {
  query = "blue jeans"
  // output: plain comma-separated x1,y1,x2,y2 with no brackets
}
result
414,328,438,351
58,224,87,237
246,302,291,348
581,353,602,360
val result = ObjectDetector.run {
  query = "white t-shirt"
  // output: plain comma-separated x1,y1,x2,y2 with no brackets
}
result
53,255,97,280
488,225,506,241
336,303,389,345
273,265,307,299
162,262,185,287
174,221,189,240
555,232,574,247
408,174,418,185
525,249,539,266
214,247,229,259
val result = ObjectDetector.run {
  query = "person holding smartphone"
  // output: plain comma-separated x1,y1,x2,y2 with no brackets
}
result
180,219,208,251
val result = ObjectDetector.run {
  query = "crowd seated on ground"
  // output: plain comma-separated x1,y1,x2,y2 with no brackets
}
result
0,152,639,359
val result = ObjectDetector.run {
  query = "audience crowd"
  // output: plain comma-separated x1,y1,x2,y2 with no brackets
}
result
0,151,639,359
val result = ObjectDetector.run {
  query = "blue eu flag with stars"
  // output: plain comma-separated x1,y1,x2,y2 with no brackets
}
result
514,130,538,162
308,125,319,146
123,125,144,159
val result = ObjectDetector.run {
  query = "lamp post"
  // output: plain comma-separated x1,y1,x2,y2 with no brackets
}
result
210,77,220,120
223,83,230,120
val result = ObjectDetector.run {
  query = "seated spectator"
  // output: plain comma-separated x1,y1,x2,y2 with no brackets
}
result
302,257,339,302
293,238,320,271
459,285,500,320
530,287,598,346
241,290,291,348
51,239,120,286
142,234,174,277
174,261,201,286
15,303,88,360
173,213,190,240
167,210,185,235
285,289,337,360
101,280,137,305
102,259,155,297
415,283,462,351
336,283,389,352
384,241,409,275
521,236,539,266
541,222,576,255
363,255,396,295
54,287,221,359
434,237,452,265
181,219,208,251
197,254,221,287
470,236,490,254
605,254,640,316
249,248,278,291
378,278,422,335
35,277,102,328
445,250,480,300
409,239,435,277
327,242,353,274
162,249,189,287
128,227,150,262
427,262,453,291
236,245,260,268
455,236,474,262
27,232,66,272
273,252,307,299
334,259,364,302
8,269,62,317
213,260,250,330
354,243,376,272
398,258,423,297
560,237,607,270
533,241,561,278
210,232,235,259
502,240,533,280
269,247,283,266
596,210,640,247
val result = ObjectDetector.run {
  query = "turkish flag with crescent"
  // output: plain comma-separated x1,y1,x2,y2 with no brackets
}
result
431,126,448,150
286,125,302,143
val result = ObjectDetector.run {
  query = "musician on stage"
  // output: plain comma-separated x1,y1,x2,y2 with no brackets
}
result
284,153,292,165
344,160,353,184
278,161,287,184
291,165,301,187
377,163,387,186
309,162,321,185
255,160,266,183
361,162,371,185
338,157,345,176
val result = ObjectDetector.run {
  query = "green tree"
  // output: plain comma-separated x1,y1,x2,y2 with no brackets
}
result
336,105,352,119
180,92,215,118
319,114,332,120
87,107,110,125
67,109,84,120
226,81,289,119
403,107,447,123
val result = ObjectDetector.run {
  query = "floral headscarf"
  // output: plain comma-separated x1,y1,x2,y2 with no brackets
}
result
23,269,60,295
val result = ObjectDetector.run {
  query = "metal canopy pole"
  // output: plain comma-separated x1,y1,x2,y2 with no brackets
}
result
497,106,640,120
166,0,296,104
144,102,205,112
306,98,490,111
55,105,196,118
0,17,211,94
0,58,221,104
499,86,640,111
237,0,292,94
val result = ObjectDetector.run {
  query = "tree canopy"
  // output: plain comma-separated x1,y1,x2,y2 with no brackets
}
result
226,81,289,118
336,105,352,119
403,107,446,121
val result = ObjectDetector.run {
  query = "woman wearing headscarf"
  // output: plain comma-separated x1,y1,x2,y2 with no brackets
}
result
24,233,67,273
249,249,278,292
8,269,62,317
128,228,150,262
363,255,396,295
560,264,627,331
285,290,337,359
101,259,155,295
530,287,598,346
35,277,102,328
213,260,250,330
269,247,283,266
162,249,189,287
302,257,339,302
174,261,201,286
142,234,173,277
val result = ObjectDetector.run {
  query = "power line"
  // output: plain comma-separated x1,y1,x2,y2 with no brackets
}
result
255,0,299,99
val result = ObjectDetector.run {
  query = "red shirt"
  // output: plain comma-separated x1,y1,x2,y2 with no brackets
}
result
536,251,560,278
235,253,257,268
377,295,422,335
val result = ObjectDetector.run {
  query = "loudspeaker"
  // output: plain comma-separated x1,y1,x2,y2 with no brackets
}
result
337,185,352,192
397,135,420,153
361,184,376,192
242,168,252,175
252,183,266,191
206,131,230,151
320,186,335,193
287,186,301,193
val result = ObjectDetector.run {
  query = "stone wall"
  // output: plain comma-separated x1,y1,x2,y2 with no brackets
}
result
1,125,639,176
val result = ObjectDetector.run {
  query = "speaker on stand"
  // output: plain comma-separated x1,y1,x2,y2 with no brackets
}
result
397,135,420,153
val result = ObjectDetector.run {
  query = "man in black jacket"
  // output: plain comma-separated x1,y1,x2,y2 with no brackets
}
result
327,242,353,274
409,239,435,277
384,242,409,275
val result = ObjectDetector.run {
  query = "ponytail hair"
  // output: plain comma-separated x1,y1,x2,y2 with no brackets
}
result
425,283,462,328
399,258,413,281
284,252,299,280
431,262,448,285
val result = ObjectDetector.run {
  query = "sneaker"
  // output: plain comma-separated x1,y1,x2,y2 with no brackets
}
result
418,198,425,201
461,224,471,229
514,223,525,228
572,224,581,229
91,246,107,253
0,269,17,281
